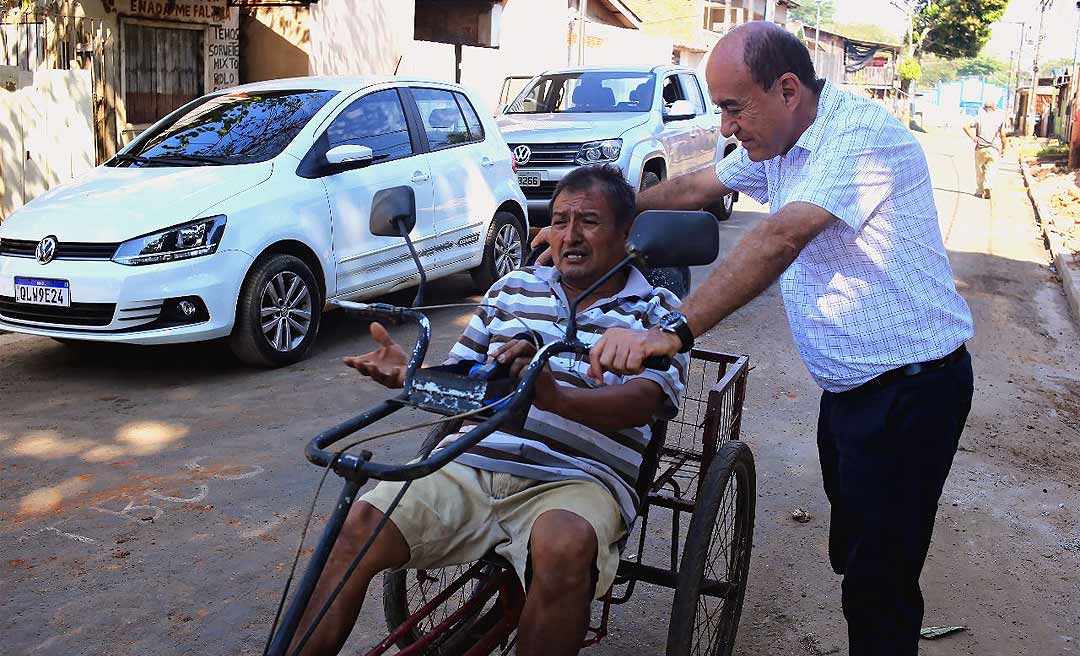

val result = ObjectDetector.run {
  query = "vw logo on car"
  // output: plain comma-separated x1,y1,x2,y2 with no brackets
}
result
513,145,531,166
35,236,58,265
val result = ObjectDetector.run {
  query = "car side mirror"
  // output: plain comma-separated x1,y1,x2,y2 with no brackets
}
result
325,144,374,172
626,210,718,267
370,186,416,237
664,99,695,121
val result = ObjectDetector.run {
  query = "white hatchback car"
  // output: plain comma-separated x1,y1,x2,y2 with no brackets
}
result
0,77,528,366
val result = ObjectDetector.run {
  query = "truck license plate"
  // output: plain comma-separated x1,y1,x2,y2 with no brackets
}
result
517,172,541,188
14,277,70,307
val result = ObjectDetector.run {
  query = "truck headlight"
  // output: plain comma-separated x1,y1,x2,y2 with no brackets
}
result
576,139,622,165
113,215,227,266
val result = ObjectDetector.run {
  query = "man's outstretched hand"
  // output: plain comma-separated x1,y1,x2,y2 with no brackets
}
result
588,327,681,381
530,227,554,265
344,322,408,388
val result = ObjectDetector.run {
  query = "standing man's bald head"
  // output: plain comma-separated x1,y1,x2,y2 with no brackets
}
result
705,22,824,161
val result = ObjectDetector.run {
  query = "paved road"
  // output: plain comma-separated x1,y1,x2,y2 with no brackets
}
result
2,129,1078,655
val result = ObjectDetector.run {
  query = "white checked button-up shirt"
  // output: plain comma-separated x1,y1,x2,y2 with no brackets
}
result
716,81,974,392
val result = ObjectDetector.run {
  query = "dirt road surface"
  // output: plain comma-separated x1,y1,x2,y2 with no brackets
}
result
2,129,1077,655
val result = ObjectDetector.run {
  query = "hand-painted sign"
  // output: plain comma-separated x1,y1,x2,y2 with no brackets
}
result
120,0,228,25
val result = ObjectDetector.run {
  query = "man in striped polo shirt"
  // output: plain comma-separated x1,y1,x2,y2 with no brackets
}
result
289,165,688,656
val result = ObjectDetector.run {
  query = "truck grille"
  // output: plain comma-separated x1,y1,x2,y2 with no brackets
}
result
523,181,559,201
510,143,580,166
0,238,119,260
0,296,116,327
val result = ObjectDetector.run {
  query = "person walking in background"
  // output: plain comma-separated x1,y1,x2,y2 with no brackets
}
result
964,100,1006,199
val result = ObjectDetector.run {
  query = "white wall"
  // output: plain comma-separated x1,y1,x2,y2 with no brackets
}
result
1,68,94,220
399,40,457,81
308,0,414,76
305,0,671,115
579,19,673,68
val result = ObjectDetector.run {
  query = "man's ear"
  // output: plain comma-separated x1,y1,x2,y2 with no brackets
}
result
778,73,801,109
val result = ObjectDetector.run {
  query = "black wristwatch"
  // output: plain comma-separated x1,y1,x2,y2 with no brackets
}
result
658,311,694,354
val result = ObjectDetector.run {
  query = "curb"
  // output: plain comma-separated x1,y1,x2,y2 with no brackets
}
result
1020,161,1080,329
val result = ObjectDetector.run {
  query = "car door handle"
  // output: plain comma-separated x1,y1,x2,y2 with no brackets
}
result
708,126,718,133
411,171,431,183
480,157,495,168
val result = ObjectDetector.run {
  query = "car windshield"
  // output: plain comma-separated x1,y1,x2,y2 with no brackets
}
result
506,72,654,114
116,89,339,166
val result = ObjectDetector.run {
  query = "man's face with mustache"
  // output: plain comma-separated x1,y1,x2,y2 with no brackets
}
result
549,185,630,289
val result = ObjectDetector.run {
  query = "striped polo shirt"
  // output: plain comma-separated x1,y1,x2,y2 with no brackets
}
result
438,265,689,527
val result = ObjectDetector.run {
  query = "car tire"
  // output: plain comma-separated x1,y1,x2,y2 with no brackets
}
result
471,211,525,291
229,253,322,368
706,191,735,221
640,170,662,191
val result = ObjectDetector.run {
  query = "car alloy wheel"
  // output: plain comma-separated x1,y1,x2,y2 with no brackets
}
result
472,211,526,291
494,223,523,278
260,271,312,352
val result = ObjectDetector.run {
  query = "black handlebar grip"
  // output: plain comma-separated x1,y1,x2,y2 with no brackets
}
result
642,355,673,370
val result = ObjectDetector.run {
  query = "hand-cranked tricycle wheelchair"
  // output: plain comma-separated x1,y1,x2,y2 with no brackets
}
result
263,191,757,656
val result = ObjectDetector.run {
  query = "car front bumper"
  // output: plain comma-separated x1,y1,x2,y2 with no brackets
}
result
0,249,254,344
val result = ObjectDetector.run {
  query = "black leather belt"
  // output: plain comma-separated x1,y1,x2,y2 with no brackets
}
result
857,344,967,391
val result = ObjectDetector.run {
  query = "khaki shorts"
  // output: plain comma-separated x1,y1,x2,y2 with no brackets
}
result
359,461,626,599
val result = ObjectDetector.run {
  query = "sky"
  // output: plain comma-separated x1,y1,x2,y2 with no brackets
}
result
830,0,1079,65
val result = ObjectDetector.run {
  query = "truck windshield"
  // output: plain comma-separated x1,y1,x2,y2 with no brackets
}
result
506,72,654,114
115,89,339,166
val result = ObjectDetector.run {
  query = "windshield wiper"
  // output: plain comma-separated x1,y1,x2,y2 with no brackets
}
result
112,153,230,167
112,153,153,164
144,154,231,166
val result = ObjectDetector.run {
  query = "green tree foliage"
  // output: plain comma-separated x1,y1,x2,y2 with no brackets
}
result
790,0,836,26
919,54,1010,85
1044,57,1075,74
899,59,922,81
913,0,1009,59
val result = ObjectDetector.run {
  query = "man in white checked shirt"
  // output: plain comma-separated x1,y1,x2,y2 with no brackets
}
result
583,21,975,656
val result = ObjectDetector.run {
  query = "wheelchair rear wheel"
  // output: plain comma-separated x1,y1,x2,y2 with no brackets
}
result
666,440,756,656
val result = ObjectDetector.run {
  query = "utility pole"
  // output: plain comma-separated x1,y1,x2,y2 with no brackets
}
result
1029,0,1053,136
577,0,588,67
1069,2,1080,144
890,0,916,118
1071,2,1080,80
814,0,822,72
1002,20,1028,125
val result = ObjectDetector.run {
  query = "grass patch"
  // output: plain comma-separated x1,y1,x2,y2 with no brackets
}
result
1037,144,1069,158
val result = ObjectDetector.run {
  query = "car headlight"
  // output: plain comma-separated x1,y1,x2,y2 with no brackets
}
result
113,215,227,266
575,139,622,165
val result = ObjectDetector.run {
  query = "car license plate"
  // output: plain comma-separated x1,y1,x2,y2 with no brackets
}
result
517,172,541,188
14,277,70,307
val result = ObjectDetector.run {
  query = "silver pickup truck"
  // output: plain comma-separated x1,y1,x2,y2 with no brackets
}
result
495,65,739,223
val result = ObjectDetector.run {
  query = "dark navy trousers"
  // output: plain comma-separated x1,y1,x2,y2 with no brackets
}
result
817,351,974,656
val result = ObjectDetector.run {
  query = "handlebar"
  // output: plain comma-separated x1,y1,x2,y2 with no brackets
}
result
319,300,672,484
